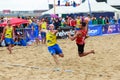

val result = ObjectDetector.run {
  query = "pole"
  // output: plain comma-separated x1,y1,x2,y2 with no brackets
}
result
88,0,92,16
54,0,56,14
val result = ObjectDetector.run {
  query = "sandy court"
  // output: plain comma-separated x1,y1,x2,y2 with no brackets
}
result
0,34,120,80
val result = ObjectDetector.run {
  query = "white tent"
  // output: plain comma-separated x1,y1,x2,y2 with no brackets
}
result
74,0,120,13
42,6,77,15
42,0,120,15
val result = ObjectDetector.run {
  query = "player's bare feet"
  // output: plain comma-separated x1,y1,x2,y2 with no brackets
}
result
91,50,95,54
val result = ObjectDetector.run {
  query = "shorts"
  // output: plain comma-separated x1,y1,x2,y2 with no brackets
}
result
77,44,85,54
34,31,39,38
48,44,63,55
41,32,46,39
75,28,81,30
5,38,14,46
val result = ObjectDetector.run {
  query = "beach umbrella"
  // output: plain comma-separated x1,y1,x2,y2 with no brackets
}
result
0,18,29,27
50,14,58,18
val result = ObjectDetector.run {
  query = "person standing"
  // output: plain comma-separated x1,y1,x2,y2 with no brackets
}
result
1,20,14,54
75,16,81,30
31,18,40,45
68,22,95,57
40,18,47,44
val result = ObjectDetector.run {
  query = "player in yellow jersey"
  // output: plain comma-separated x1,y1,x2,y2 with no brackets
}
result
41,24,64,65
1,20,14,54
76,16,81,30
40,18,47,44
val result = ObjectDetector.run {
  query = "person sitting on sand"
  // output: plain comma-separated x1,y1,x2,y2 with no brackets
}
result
68,22,95,57
41,24,64,65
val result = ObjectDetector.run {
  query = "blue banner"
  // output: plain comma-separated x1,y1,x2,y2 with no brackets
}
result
88,25,102,36
16,24,120,43
24,28,42,42
24,28,34,42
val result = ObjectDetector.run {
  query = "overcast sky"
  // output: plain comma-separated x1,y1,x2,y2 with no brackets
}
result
0,0,81,11
0,0,119,11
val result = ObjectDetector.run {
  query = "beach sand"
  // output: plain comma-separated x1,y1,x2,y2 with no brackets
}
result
0,34,120,80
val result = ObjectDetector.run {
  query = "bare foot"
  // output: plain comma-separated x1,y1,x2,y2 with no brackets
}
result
7,47,12,54
91,50,95,54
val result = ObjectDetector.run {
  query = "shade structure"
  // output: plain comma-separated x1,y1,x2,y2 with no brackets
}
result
0,18,29,27
42,0,120,15
74,0,120,13
42,6,77,15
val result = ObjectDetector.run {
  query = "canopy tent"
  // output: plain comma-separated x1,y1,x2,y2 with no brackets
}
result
0,18,29,27
74,0,120,13
42,0,120,15
42,6,77,15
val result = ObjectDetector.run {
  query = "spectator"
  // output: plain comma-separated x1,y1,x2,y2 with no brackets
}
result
76,16,81,30
92,17,97,25
97,16,103,24
109,17,115,24
40,18,47,44
53,19,60,30
102,16,106,25
105,16,109,24
70,17,76,27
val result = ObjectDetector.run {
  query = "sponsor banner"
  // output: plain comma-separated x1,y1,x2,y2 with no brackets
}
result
56,27,74,39
102,24,120,34
15,24,120,41
88,25,102,36
24,28,34,41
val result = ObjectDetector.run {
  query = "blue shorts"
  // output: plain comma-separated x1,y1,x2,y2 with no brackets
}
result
48,44,63,55
75,28,81,30
5,38,14,45
41,32,46,39
34,31,39,38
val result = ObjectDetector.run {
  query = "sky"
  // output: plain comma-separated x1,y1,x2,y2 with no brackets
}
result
0,0,49,11
0,0,119,11
0,0,81,11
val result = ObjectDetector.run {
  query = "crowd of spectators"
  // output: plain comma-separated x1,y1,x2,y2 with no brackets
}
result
0,15,120,47
0,15,120,28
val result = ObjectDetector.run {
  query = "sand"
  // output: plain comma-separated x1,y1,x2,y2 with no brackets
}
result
0,34,120,80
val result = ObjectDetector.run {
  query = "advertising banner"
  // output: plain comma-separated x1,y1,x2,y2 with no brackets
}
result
24,28,34,41
88,25,102,36
102,24,120,34
15,24,120,42
56,27,74,39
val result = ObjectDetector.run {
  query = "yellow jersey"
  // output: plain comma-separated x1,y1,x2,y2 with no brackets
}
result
46,31,57,46
76,19,81,28
5,26,13,38
41,22,47,29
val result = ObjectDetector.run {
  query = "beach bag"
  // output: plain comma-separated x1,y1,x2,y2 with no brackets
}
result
1,40,6,47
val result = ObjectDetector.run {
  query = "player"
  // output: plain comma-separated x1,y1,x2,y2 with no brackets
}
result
68,22,95,57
